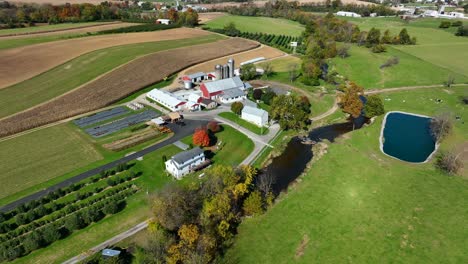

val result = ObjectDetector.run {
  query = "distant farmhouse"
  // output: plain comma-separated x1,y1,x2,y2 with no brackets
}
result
165,147,208,179
336,11,362,18
241,106,269,127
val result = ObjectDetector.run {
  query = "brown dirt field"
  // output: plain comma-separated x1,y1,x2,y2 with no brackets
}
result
0,38,259,137
0,27,212,89
6,0,116,4
0,22,138,39
198,12,227,23
200,0,374,8
166,45,285,90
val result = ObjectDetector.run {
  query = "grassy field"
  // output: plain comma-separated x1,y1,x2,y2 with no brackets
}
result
330,45,468,89
0,124,102,201
11,125,254,264
0,22,105,36
0,34,223,119
205,14,304,36
0,33,91,50
219,112,269,135
334,17,468,86
224,87,468,263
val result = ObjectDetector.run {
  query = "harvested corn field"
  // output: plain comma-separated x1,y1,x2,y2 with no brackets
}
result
0,28,212,89
0,38,258,137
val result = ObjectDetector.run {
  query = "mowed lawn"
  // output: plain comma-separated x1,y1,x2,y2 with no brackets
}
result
11,127,254,264
0,124,102,201
224,87,467,263
0,34,223,119
337,17,468,82
205,14,304,36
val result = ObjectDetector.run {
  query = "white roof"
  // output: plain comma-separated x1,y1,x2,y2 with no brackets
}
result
151,117,165,125
186,101,199,108
147,89,185,107
187,72,206,79
203,76,245,94
157,19,170,22
242,105,267,117
240,57,265,66
188,93,201,103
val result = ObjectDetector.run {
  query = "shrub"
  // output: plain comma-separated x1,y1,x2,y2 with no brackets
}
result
253,89,264,100
439,21,451,28
451,21,462,27
242,190,264,216
207,121,221,133
436,151,462,175
380,56,399,69
231,102,244,115
371,44,386,53
455,25,468,36
430,112,453,142
364,95,385,118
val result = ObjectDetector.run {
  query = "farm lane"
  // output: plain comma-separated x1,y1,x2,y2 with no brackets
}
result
0,27,212,89
0,119,208,213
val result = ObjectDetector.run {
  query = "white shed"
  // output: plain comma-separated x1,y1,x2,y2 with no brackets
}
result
241,106,268,127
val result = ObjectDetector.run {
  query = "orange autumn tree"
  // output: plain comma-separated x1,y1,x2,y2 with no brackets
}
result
193,127,210,147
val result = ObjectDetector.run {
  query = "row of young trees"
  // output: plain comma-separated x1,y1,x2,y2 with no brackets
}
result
0,186,135,262
0,163,131,230
137,165,275,263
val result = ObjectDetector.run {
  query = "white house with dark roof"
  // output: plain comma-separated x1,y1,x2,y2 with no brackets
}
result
165,147,206,179
220,88,246,104
241,105,269,127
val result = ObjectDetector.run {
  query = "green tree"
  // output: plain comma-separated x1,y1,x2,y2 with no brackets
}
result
261,90,277,105
365,27,381,48
398,28,412,44
231,102,244,115
42,224,61,245
269,95,310,130
240,63,257,81
363,95,385,118
242,190,264,216
223,22,240,36
381,29,392,44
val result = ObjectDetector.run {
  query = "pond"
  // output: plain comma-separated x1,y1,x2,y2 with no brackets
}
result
380,111,436,163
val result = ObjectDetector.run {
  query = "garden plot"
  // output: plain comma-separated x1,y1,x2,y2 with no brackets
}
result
73,107,129,128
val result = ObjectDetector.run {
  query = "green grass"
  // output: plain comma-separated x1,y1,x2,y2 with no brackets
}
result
205,14,304,36
211,125,255,166
329,45,468,89
219,112,269,135
11,125,255,263
224,87,468,263
0,33,93,50
336,17,468,82
0,34,224,119
0,122,170,207
0,22,106,36
0,124,102,201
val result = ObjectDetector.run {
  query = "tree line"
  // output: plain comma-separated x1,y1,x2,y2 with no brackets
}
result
135,165,277,263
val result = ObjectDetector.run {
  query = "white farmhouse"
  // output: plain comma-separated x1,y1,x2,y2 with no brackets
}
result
336,11,362,18
241,106,269,127
147,89,186,112
165,147,206,179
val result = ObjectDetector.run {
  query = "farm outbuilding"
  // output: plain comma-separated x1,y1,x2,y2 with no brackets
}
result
200,76,250,100
147,89,186,111
220,88,246,104
241,105,269,127
156,19,171,25
336,11,362,17
199,98,217,109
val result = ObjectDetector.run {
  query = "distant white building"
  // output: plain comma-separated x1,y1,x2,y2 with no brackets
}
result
156,19,171,25
336,11,362,18
241,106,269,127
147,89,186,111
165,147,206,179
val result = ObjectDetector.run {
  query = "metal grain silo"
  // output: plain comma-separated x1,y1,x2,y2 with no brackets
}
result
228,58,235,78
223,64,229,79
215,64,222,80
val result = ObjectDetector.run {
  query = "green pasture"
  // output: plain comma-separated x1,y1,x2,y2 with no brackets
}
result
224,87,468,263
11,125,254,263
0,34,224,119
205,14,304,36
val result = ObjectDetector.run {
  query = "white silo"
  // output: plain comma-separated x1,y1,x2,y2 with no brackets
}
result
228,58,235,78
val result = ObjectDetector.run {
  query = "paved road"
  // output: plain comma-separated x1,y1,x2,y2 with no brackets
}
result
62,221,149,264
0,119,207,213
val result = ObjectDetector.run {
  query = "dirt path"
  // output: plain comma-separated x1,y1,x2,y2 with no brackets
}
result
0,21,138,39
0,28,212,89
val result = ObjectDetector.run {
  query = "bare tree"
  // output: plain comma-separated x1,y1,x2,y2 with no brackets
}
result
337,45,350,58
436,150,463,175
445,75,455,88
288,63,298,83
256,172,276,195
430,112,453,142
